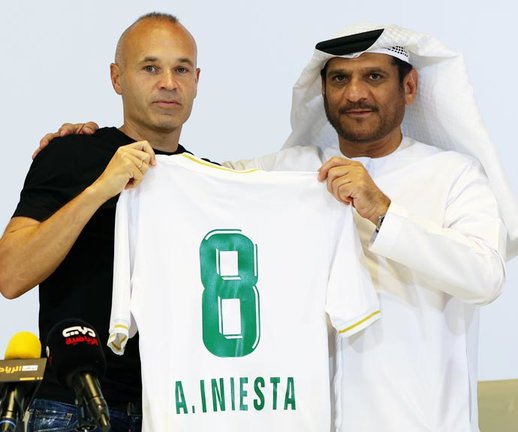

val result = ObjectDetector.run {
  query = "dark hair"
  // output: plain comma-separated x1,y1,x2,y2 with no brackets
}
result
320,55,413,86
136,12,179,25
391,57,413,85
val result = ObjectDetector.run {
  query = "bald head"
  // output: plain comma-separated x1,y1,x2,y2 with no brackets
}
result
110,12,200,149
115,13,197,68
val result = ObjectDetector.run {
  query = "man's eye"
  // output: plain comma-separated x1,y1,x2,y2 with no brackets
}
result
143,65,158,73
331,75,347,82
176,66,190,74
369,73,382,81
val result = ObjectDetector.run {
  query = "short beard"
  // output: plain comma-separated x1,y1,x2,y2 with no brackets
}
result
323,93,405,144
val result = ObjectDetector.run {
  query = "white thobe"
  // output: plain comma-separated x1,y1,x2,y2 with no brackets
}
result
225,137,506,432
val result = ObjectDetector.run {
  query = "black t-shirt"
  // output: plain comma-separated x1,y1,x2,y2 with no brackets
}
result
13,127,196,406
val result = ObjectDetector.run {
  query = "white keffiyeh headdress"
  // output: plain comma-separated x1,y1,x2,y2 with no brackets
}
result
283,23,518,259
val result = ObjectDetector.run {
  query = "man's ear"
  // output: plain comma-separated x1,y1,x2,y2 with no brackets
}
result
321,76,326,96
110,63,122,95
193,68,201,98
404,69,418,106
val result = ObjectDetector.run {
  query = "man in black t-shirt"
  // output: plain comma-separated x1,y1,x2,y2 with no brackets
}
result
0,12,202,432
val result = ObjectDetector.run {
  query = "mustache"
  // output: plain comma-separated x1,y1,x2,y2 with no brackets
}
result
338,103,378,115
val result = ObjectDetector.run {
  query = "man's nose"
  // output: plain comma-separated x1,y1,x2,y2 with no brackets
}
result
344,77,368,102
159,70,177,90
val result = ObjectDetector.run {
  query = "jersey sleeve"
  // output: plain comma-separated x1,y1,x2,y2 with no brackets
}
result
108,189,138,355
325,207,381,337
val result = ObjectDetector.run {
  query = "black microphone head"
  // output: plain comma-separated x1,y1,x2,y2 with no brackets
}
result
45,319,106,388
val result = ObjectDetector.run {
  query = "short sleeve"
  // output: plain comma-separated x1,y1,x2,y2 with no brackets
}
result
13,138,93,221
108,189,139,355
325,207,381,337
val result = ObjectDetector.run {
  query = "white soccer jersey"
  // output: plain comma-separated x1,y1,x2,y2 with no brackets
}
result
109,154,379,432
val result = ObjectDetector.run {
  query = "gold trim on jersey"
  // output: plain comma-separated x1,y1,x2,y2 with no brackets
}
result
338,310,381,335
180,153,258,174
109,335,128,352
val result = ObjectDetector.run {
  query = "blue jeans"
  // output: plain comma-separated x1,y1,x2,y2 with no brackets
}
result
26,398,142,432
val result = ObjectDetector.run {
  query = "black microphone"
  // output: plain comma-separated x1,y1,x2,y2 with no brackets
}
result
46,319,110,431
0,331,46,432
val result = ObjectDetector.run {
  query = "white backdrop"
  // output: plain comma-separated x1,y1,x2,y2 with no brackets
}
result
0,0,516,380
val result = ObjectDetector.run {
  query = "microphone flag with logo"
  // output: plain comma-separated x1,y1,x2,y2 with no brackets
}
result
0,331,45,432
46,319,110,431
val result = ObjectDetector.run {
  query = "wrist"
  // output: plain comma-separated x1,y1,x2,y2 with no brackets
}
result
84,183,113,207
373,198,391,231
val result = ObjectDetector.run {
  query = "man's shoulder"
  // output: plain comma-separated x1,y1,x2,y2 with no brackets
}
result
405,138,477,166
225,145,323,171
15,127,127,220
42,127,126,153
399,138,488,188
33,127,130,168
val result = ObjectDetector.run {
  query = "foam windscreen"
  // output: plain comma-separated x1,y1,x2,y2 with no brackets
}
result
4,332,41,360
46,319,106,387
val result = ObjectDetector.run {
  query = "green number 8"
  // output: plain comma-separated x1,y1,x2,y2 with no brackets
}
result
199,230,260,357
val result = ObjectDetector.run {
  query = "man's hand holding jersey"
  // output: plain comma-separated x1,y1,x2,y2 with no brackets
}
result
318,156,391,225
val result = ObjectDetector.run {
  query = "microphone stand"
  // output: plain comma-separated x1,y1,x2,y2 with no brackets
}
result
0,386,23,432
75,399,96,432
72,375,110,432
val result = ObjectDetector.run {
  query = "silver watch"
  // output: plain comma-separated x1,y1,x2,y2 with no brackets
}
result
375,214,385,233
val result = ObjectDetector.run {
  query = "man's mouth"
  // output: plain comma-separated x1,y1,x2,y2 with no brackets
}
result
339,105,377,117
153,99,181,107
